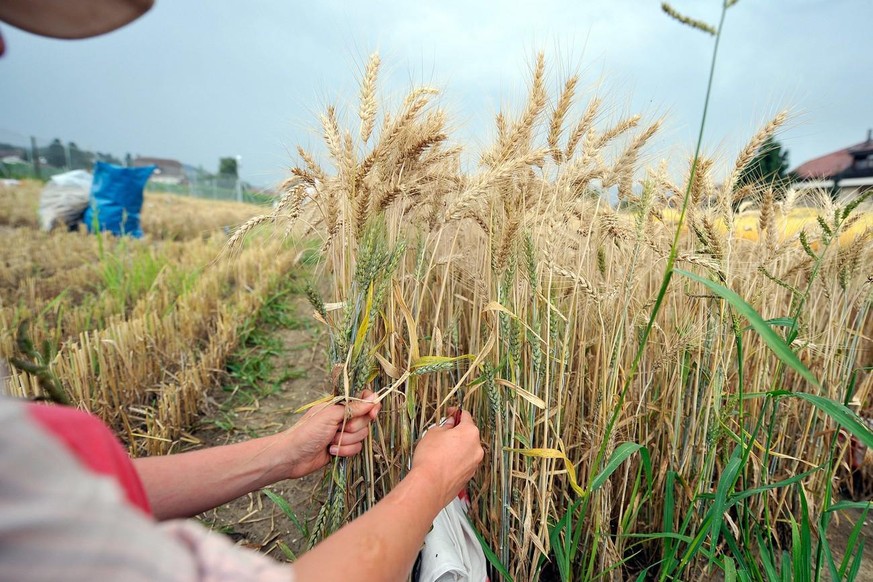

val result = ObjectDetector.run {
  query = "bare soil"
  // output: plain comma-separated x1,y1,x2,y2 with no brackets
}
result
190,297,328,562
823,506,873,581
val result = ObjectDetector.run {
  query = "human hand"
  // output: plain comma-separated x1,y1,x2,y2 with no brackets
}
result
410,409,484,507
276,390,381,479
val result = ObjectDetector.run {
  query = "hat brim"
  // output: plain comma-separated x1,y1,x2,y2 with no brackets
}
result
0,0,154,40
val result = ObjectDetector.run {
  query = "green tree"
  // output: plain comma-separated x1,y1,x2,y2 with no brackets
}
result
45,138,66,168
218,157,238,177
96,152,122,166
737,135,790,190
68,142,95,169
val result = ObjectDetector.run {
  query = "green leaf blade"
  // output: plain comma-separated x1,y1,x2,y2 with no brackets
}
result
675,269,820,388
591,442,651,492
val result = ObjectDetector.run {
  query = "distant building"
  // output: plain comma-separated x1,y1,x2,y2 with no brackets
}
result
792,130,873,206
131,157,187,185
0,147,26,159
181,163,210,183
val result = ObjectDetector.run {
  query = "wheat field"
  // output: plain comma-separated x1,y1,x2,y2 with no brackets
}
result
232,52,873,580
2,42,872,581
1,183,296,455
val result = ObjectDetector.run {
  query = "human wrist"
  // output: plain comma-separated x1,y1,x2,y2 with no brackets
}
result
407,464,455,509
260,431,304,483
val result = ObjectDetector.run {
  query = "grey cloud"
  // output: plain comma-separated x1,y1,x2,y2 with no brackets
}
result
1,0,869,185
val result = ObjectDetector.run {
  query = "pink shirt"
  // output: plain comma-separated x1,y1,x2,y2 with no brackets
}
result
0,397,293,582
27,401,152,514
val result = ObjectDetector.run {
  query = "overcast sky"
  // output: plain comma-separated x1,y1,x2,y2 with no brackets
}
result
1,0,871,187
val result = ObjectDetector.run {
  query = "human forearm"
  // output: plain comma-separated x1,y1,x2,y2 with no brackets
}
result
133,433,291,520
134,395,380,521
292,467,445,582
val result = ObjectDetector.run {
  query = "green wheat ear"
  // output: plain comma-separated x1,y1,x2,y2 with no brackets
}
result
799,229,817,259
305,283,327,319
11,319,69,405
661,2,717,36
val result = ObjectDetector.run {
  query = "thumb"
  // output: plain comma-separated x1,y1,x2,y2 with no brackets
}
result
438,415,456,429
346,392,378,418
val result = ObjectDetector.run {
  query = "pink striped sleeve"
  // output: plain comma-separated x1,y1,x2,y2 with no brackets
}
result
0,397,294,582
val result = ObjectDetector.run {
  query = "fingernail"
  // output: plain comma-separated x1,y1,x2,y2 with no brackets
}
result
365,394,377,402
329,445,339,455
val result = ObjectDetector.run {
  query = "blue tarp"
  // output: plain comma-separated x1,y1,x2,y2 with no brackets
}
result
83,161,155,238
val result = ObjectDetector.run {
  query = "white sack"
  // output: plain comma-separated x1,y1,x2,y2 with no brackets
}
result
418,497,488,582
38,170,92,231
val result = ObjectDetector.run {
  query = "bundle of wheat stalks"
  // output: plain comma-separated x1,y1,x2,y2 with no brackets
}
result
232,53,873,579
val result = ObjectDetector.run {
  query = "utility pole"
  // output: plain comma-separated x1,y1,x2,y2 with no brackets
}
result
30,136,41,180
235,154,243,203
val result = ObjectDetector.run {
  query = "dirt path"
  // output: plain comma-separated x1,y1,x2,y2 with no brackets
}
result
189,294,328,561
824,506,873,580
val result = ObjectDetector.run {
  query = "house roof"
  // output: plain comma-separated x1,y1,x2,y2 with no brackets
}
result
131,157,184,176
848,138,873,155
793,146,855,180
793,132,873,180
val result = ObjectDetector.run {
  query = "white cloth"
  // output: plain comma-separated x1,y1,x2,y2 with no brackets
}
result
417,498,488,582
38,170,92,230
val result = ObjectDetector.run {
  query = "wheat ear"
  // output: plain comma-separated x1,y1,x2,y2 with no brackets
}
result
565,97,601,161
726,111,789,200
359,53,381,144
297,146,327,184
548,75,579,164
321,106,345,169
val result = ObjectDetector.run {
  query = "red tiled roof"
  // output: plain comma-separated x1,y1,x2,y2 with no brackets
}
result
793,148,853,180
132,157,182,169
793,139,873,180
131,157,184,176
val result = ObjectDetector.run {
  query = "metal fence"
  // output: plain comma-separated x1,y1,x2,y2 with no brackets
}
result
0,129,267,203
0,129,101,181
147,177,238,201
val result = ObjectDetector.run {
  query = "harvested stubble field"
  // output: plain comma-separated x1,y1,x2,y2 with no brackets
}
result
3,49,873,581
1,181,296,455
